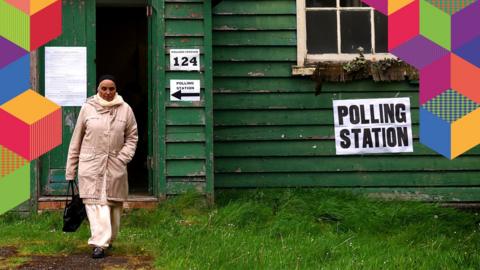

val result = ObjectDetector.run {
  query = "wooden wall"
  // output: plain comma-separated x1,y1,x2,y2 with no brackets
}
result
211,0,480,201
162,0,214,196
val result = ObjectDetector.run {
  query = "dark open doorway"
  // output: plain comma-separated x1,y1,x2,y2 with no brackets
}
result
96,5,149,194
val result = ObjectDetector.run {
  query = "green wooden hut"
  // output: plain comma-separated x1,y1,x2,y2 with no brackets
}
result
24,0,480,212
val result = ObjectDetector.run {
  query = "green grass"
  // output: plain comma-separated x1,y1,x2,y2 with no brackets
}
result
1,189,480,269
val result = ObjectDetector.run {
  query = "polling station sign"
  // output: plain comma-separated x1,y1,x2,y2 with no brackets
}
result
333,98,413,155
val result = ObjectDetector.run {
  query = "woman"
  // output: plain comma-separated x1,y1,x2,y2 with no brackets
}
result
65,75,138,259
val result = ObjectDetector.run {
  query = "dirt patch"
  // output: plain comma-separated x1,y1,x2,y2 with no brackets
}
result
0,246,18,258
0,246,154,270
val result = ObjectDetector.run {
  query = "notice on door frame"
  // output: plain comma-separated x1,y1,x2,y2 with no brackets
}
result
45,47,87,107
333,98,414,155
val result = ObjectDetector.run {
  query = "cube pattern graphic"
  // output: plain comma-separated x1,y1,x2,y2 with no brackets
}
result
0,0,61,51
0,1,62,214
0,146,27,178
0,90,62,160
362,0,480,159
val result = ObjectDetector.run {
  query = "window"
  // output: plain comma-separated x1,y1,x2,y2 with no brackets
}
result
296,0,391,68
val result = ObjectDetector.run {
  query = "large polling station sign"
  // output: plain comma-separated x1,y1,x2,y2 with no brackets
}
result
333,98,413,155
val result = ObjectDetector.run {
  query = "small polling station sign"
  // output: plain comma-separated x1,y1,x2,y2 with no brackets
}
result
170,80,201,101
333,98,413,155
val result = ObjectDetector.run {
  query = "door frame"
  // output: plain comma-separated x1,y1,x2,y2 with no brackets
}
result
36,0,161,200
149,0,166,199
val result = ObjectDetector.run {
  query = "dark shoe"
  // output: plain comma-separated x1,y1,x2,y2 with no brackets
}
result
92,247,105,259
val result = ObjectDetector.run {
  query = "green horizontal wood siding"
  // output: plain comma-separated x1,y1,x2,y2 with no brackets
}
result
164,0,213,195
212,0,480,201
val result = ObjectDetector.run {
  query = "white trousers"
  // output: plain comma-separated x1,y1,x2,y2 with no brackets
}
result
85,204,123,249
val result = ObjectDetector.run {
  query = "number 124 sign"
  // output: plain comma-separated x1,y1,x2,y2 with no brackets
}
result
170,49,200,71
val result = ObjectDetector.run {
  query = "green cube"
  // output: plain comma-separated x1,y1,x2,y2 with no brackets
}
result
420,0,451,51
0,164,30,215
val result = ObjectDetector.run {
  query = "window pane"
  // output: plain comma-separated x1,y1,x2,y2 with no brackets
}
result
306,0,336,7
306,11,337,54
340,0,366,7
340,10,371,53
374,10,388,53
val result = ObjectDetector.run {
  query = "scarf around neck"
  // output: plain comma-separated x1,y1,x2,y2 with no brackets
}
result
94,93,124,107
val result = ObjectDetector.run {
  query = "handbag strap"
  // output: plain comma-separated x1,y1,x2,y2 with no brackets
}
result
72,180,80,194
64,181,78,211
64,181,73,215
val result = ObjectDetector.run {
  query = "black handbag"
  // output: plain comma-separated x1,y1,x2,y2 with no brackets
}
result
62,180,87,232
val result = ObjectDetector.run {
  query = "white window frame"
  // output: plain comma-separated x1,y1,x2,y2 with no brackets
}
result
296,0,395,69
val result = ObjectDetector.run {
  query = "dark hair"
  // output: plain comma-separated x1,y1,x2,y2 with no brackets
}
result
97,74,117,86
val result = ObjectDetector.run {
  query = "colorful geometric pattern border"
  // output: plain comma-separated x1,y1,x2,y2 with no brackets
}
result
426,0,476,14
362,0,480,159
0,145,27,178
422,89,479,122
0,0,63,214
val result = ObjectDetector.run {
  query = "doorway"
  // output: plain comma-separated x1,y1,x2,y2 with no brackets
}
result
96,5,150,194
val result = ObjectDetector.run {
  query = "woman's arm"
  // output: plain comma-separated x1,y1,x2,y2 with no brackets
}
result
65,106,87,180
116,106,138,165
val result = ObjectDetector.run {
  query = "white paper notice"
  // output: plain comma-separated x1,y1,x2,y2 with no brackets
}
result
170,80,201,101
333,98,414,155
169,49,200,71
45,47,87,106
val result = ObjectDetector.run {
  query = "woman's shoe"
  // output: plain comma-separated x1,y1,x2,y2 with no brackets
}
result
92,247,105,259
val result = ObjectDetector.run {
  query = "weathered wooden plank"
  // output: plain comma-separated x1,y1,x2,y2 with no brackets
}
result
213,15,296,30
167,160,206,177
167,142,206,159
166,0,202,2
213,78,418,93
152,0,166,197
214,172,480,187
213,110,420,126
166,100,205,108
213,62,293,77
166,181,206,194
214,92,419,109
215,126,333,141
167,126,206,142
166,19,204,36
166,36,204,47
165,2,203,19
214,140,480,156
166,72,204,84
166,107,206,125
213,47,296,62
214,156,480,173
213,1,295,15
167,177,206,182
214,125,336,141
348,187,480,202
214,125,423,141
204,0,215,196
213,31,296,46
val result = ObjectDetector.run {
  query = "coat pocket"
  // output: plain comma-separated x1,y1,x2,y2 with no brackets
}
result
79,152,95,161
78,148,98,177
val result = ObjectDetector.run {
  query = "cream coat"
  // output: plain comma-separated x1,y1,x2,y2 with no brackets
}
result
65,97,138,201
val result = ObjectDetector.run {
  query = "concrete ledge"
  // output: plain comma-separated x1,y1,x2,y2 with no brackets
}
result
38,195,160,211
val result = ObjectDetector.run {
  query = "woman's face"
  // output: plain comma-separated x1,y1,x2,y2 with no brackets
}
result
97,79,117,101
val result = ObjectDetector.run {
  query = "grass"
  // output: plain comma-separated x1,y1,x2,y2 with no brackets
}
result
1,188,480,269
